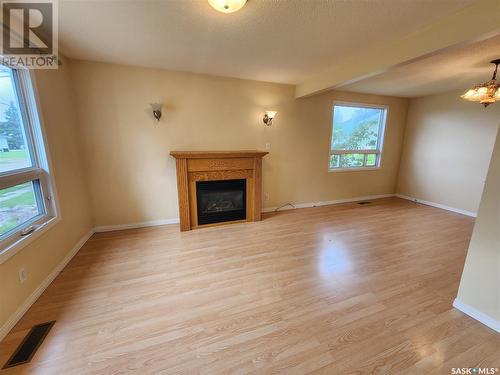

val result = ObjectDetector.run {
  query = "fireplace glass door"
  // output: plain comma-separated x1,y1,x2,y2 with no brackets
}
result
196,179,246,225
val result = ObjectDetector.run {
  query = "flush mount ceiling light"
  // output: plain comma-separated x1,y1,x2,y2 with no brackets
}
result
208,0,247,13
461,59,500,107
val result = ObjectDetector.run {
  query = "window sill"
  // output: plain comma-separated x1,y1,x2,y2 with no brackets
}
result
328,167,381,173
0,216,60,265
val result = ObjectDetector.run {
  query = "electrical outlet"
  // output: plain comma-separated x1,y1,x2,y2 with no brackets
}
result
264,193,270,201
19,267,27,284
265,143,271,150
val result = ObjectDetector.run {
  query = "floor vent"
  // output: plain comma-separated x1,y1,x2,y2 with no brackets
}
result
357,201,372,205
3,321,55,369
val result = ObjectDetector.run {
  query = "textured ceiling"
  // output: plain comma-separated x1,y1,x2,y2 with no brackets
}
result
339,35,500,98
59,0,477,85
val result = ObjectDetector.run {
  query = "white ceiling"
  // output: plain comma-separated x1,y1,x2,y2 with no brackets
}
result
59,0,477,86
339,34,500,98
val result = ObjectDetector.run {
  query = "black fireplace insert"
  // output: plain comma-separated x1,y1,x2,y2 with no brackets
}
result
196,179,246,225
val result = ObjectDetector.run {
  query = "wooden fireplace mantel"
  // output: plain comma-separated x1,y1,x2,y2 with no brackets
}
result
170,150,269,159
170,150,268,231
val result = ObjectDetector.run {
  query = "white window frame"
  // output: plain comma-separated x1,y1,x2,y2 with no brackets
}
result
0,67,59,264
328,101,388,172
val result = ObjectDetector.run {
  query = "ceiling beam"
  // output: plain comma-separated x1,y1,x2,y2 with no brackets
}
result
295,0,500,98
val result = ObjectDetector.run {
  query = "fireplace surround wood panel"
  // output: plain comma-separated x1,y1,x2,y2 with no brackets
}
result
170,151,268,231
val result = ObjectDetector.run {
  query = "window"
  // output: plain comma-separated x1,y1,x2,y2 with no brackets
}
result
329,103,387,171
0,65,57,258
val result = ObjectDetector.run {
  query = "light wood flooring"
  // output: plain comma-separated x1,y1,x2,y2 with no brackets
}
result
1,198,499,374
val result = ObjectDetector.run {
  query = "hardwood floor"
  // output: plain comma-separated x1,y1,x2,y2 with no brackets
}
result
1,198,498,374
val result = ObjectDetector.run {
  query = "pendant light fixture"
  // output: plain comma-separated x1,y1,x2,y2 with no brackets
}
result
461,59,500,107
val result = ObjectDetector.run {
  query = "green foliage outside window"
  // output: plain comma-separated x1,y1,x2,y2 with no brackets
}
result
329,105,386,170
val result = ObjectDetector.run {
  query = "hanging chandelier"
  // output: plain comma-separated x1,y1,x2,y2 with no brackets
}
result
461,59,500,107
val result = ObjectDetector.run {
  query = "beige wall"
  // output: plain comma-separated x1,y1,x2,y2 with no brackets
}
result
0,60,93,329
397,91,500,213
68,60,409,227
456,129,500,322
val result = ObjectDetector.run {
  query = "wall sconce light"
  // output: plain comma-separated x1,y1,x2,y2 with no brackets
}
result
263,111,277,126
150,103,162,121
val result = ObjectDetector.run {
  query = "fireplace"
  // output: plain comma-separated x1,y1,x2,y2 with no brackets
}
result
170,151,268,231
196,179,246,225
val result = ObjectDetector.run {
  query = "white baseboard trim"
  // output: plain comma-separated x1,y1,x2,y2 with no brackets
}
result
94,218,180,233
395,194,477,217
262,194,395,213
453,298,500,333
0,229,94,342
